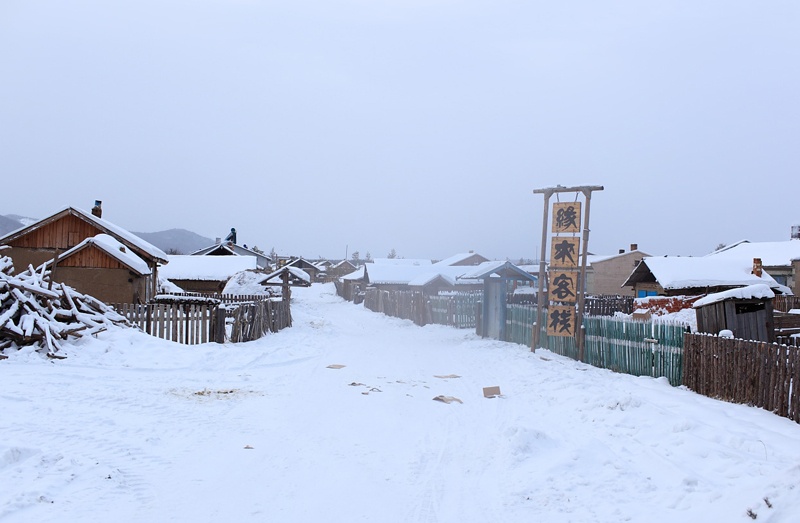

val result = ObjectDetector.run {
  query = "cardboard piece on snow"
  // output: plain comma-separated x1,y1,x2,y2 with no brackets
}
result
483,386,502,398
433,374,461,379
432,395,463,404
326,364,346,369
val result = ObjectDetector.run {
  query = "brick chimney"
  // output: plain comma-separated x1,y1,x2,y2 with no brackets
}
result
752,258,763,277
630,243,638,251
91,200,102,218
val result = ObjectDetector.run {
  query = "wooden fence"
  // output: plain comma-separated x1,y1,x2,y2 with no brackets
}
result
774,295,800,312
584,295,635,316
114,298,291,345
363,289,426,325
429,292,481,328
116,302,217,345
157,292,273,303
226,299,292,342
683,333,800,423
363,288,481,328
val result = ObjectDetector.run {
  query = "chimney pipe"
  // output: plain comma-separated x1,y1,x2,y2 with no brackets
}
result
91,200,102,218
630,243,638,251
752,258,763,278
619,249,625,254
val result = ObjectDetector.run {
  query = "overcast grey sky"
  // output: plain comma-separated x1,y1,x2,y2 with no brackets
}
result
1,1,798,261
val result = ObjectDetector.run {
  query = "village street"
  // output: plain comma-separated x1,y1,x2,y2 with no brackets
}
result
2,283,800,522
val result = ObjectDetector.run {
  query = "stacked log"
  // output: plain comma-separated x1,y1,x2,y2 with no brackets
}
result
0,255,131,358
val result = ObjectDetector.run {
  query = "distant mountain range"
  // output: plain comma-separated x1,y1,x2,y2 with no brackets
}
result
0,215,25,236
1,214,213,256
131,229,214,255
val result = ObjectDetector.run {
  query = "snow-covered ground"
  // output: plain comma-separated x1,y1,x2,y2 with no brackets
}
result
2,283,800,522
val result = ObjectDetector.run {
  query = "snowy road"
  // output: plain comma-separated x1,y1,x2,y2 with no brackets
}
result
2,283,800,522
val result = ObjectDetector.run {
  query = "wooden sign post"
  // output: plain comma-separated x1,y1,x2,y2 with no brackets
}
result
532,185,604,361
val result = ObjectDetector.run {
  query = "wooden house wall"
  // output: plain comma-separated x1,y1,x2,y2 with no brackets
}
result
58,245,129,270
7,214,101,250
168,279,226,294
695,299,774,342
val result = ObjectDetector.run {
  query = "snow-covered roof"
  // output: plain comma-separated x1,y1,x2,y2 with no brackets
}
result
587,249,650,265
333,260,356,269
258,265,311,285
190,242,271,268
341,266,365,281
364,264,426,285
363,264,477,286
371,258,432,266
459,260,538,282
0,206,168,263
49,234,151,275
159,255,258,281
285,258,317,269
693,284,776,308
706,240,800,267
624,256,784,291
432,252,489,267
408,272,456,287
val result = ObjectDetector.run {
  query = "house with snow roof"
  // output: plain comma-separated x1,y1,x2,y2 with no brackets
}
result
283,258,322,281
191,240,271,270
622,256,791,298
335,252,493,300
584,244,650,296
0,203,168,303
705,233,800,295
258,265,311,288
159,255,258,294
692,284,777,342
328,259,358,279
362,263,482,293
432,252,490,267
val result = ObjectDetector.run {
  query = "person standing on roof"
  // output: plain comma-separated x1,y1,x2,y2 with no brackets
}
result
224,228,237,245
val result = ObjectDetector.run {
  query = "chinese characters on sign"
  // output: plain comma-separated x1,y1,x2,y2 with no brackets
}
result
552,202,581,234
550,237,580,268
548,202,582,337
547,305,576,336
548,271,577,303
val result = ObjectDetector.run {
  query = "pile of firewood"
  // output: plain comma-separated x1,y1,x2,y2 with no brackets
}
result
0,255,131,358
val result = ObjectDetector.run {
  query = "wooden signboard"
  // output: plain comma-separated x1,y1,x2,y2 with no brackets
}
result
552,202,581,234
548,271,578,304
550,237,580,268
547,305,576,337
